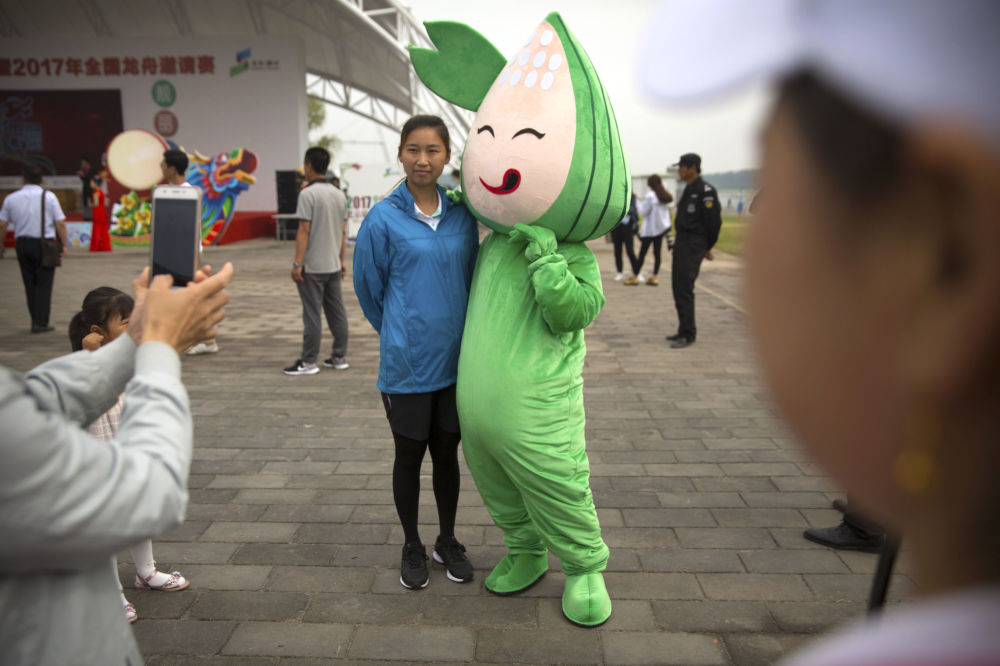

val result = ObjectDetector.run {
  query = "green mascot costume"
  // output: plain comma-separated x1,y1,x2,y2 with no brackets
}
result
410,12,630,627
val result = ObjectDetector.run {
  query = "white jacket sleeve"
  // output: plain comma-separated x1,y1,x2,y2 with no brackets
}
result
0,338,192,573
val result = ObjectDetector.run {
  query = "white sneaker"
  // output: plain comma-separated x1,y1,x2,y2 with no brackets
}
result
185,340,219,355
637,273,646,283
323,356,349,370
614,272,624,281
283,359,319,375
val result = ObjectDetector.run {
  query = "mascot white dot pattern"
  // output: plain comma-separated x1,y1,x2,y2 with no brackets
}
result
496,37,563,90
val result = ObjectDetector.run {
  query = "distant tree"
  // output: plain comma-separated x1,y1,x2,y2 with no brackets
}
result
307,97,342,156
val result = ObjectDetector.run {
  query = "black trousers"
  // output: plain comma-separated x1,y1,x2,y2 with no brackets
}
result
636,232,667,276
610,224,638,274
671,233,708,340
15,237,56,328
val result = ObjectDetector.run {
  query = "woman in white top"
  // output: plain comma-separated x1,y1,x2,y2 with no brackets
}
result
624,174,673,286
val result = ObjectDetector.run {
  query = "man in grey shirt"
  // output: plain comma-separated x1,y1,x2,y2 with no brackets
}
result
0,262,233,665
284,146,350,376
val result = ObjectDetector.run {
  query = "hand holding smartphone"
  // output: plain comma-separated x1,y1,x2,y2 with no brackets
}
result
150,185,202,286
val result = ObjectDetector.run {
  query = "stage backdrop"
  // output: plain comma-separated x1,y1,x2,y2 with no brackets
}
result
0,35,307,216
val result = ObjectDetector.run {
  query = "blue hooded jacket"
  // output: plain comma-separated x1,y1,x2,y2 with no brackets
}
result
353,182,479,394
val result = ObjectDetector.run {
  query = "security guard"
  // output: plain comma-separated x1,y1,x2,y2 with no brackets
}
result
667,153,721,348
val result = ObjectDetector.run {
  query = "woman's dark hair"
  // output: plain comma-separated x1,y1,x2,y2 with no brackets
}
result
780,70,903,203
647,174,673,204
68,287,134,351
398,115,450,156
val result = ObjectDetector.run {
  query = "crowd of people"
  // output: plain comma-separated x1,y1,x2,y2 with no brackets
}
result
2,0,998,663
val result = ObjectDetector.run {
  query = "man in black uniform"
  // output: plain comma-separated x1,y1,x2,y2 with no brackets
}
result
667,153,721,348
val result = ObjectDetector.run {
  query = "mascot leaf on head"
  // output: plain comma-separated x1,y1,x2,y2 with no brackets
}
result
409,12,630,628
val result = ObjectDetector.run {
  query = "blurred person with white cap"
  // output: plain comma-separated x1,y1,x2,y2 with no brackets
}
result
640,1,1000,664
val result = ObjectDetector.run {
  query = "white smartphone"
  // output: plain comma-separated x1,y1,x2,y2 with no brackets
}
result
150,185,202,286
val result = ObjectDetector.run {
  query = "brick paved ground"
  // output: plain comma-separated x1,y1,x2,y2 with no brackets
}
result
0,238,913,665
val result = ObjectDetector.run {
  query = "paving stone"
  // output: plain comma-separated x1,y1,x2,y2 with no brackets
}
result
174,564,272,590
610,477,696,492
643,463,725,477
622,508,717,527
693,477,777,492
147,657,274,666
134,619,236,655
652,600,776,633
349,625,474,662
207,474,291,489
232,543,335,566
656,491,745,508
592,490,662,508
476,628,602,665
158,520,210,542
676,527,777,550
201,522,299,543
303,592,423,624
126,588,198,619
603,631,728,665
265,565,375,593
184,503,268,522
767,601,865,632
804,573,915,603
723,633,812,666
698,574,814,601
188,590,308,620
602,527,680,549
421,595,537,627
222,621,353,658
712,508,808,528
259,505,353,523
639,548,745,573
232,489,318,504
740,549,849,574
147,542,240,564
604,572,703,600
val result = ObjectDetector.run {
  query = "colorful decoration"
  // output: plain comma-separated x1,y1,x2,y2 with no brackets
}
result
110,190,152,246
410,12,628,628
185,148,258,245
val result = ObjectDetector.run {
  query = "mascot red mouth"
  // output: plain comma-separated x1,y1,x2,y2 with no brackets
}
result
480,168,521,195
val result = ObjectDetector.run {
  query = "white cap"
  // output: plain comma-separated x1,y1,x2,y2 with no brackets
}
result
638,0,1000,150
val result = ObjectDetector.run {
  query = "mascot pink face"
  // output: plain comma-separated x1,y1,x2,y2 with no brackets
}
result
462,21,577,228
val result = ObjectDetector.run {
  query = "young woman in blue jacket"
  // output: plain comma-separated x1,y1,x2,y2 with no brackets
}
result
353,115,479,590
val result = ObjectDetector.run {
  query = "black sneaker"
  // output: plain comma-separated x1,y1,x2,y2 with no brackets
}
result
400,542,429,589
432,535,474,583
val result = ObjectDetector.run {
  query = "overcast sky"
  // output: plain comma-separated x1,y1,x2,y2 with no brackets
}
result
320,0,771,175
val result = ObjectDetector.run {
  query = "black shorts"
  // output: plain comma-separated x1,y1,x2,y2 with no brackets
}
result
380,384,460,442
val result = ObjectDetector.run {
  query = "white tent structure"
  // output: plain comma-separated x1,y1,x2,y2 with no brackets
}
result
0,0,472,151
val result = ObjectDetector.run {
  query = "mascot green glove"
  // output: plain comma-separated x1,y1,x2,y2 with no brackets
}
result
410,12,630,627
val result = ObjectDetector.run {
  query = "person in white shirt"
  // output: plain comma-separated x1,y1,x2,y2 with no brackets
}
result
0,164,68,333
623,174,673,286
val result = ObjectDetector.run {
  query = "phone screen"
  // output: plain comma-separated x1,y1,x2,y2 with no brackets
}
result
151,197,199,286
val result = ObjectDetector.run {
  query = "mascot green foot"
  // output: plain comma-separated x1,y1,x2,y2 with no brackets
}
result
561,572,612,628
484,553,548,596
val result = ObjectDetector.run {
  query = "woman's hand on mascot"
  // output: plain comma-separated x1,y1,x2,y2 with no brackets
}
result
509,223,557,262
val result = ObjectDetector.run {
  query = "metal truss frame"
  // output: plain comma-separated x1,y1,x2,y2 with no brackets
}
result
300,0,473,154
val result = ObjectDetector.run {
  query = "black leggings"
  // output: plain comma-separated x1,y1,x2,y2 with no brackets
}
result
392,427,462,545
635,232,666,275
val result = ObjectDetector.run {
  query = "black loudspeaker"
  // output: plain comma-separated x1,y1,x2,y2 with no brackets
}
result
276,170,302,214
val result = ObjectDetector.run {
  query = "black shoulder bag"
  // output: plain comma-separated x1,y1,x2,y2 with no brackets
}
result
40,189,62,268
